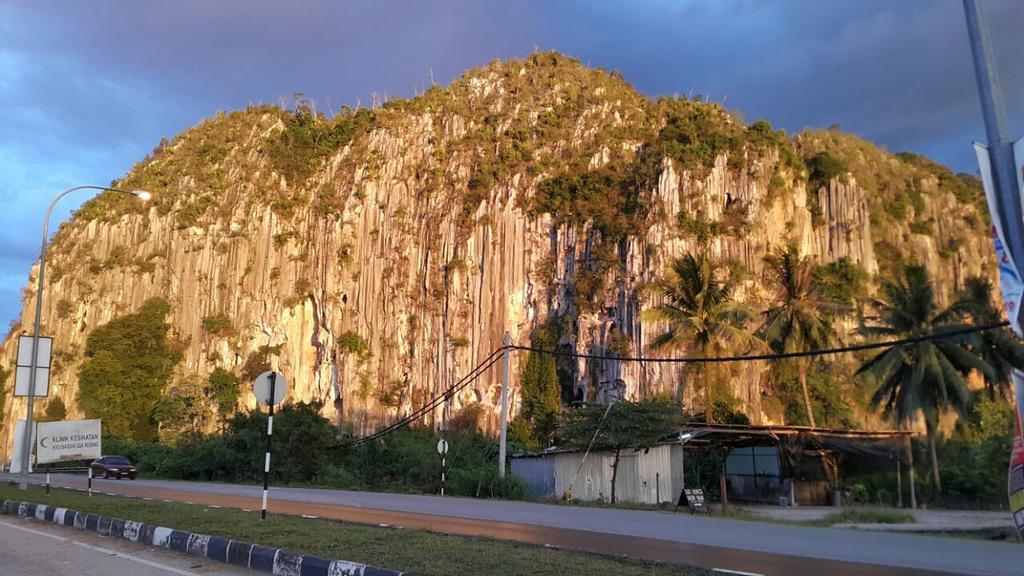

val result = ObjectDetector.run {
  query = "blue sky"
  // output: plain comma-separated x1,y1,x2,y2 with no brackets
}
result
1,0,1022,327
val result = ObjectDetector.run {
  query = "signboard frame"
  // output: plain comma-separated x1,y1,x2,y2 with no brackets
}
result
14,335,52,397
35,419,102,465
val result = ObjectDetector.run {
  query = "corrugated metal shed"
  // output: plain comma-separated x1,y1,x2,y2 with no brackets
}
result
511,444,677,504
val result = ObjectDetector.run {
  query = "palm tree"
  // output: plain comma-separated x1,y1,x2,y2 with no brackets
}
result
761,244,846,427
643,252,760,421
856,264,991,490
955,276,1024,399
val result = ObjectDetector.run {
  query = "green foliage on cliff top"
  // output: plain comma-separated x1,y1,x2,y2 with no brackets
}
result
77,298,182,440
264,100,377,184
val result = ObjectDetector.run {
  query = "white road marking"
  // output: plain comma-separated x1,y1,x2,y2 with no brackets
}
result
71,541,201,576
713,569,764,576
301,514,319,519
0,520,201,575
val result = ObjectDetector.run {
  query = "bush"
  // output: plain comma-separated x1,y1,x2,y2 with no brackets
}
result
806,151,849,192
201,315,235,337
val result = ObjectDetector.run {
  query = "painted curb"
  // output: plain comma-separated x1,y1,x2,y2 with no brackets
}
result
1,499,405,576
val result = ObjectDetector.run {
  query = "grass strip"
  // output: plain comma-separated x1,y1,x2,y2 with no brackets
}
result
0,484,707,576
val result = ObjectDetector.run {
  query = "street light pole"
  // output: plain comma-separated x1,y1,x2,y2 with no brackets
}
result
18,185,151,490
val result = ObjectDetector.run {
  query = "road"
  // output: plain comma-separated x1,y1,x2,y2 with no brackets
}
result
3,473,1021,576
0,517,249,576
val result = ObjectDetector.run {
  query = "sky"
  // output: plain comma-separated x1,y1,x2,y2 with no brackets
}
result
1,0,1022,327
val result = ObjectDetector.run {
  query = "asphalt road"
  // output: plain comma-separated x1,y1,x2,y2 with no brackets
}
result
4,473,1021,576
0,517,249,576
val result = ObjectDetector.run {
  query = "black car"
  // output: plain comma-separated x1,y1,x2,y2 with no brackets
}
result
89,455,137,479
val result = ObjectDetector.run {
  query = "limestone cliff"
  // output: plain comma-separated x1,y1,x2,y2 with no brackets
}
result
0,53,994,442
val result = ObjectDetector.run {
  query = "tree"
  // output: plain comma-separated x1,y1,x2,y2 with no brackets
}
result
208,368,242,421
761,244,846,427
857,264,991,490
955,277,1024,399
153,375,214,442
0,365,8,431
77,298,182,440
558,399,684,503
37,397,68,422
643,253,759,421
519,323,563,444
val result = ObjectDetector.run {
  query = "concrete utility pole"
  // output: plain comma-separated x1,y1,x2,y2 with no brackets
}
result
498,332,511,478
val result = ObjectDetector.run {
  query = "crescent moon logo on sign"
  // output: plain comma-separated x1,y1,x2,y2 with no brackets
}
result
39,437,49,449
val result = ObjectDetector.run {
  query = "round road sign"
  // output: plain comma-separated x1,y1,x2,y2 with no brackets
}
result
254,371,288,406
437,439,449,455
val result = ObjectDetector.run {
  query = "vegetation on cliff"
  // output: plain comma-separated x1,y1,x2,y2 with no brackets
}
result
4,52,1009,508
77,298,182,440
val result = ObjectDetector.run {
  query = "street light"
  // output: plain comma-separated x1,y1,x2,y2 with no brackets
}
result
18,185,151,490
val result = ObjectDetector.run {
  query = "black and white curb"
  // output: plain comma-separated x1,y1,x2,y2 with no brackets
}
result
2,499,405,576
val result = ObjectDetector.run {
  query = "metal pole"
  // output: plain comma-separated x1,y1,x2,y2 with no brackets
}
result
261,372,276,520
498,332,511,478
440,449,446,496
87,467,92,498
964,0,1024,310
19,185,148,490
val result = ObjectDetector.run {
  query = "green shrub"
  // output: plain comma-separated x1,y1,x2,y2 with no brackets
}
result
806,151,849,192
264,104,376,184
337,330,370,359
201,314,235,337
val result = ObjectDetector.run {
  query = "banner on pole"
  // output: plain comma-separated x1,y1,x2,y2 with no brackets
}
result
977,139,1024,540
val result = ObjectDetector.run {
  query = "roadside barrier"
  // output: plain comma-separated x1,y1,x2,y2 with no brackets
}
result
1,498,406,576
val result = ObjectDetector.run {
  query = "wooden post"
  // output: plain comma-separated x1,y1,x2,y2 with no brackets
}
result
720,452,729,514
897,458,903,508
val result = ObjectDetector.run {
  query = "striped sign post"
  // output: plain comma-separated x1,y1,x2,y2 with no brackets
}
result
437,439,448,495
254,371,287,521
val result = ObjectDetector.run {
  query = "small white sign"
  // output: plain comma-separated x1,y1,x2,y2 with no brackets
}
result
254,371,288,406
15,366,50,397
437,439,449,455
14,336,52,397
36,419,102,464
16,335,52,367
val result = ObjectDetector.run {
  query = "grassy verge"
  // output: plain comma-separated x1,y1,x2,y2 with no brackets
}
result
0,484,707,576
813,508,915,526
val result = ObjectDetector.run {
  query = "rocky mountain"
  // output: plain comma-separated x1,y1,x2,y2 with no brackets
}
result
0,53,994,442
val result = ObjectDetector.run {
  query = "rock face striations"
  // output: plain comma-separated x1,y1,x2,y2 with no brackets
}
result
0,53,994,440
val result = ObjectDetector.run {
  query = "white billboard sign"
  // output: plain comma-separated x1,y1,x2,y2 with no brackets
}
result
14,335,52,397
35,419,102,464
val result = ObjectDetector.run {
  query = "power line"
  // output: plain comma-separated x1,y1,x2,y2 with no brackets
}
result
510,321,1010,364
331,321,1009,448
333,347,505,449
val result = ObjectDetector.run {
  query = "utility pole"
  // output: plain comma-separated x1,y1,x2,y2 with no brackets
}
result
498,332,511,478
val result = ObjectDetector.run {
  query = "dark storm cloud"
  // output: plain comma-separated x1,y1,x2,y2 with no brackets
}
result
1,0,1021,324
